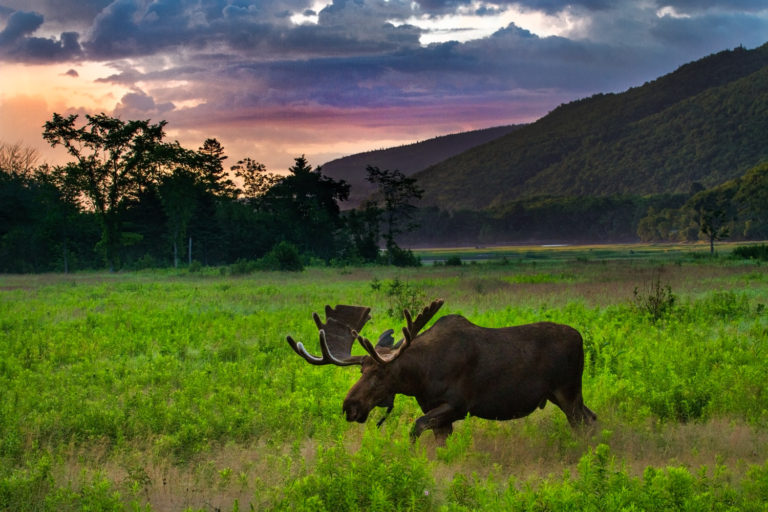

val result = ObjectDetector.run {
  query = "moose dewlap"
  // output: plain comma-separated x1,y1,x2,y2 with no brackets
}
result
287,299,596,442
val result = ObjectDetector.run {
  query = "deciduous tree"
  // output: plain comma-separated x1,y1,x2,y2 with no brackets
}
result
43,113,168,270
365,165,423,264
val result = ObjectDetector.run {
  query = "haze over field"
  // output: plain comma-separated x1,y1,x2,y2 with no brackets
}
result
1,1,767,171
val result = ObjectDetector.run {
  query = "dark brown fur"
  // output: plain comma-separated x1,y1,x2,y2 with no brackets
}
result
342,315,596,441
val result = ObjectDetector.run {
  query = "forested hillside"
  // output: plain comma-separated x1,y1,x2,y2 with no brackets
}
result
320,125,520,207
414,43,768,210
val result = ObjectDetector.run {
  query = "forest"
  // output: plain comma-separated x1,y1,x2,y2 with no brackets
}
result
401,161,768,250
414,43,768,210
2,109,768,274
0,113,425,273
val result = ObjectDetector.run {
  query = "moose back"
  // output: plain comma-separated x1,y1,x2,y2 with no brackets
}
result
287,299,596,442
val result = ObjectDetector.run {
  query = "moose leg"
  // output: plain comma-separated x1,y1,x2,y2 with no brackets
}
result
432,424,454,444
550,387,597,428
410,403,459,442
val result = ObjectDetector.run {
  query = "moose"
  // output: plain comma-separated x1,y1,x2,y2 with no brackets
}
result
286,299,596,442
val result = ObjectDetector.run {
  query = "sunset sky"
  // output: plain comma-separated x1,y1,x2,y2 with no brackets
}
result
1,1,767,173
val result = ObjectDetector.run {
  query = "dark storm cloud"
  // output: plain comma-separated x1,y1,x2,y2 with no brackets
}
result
0,9,82,61
78,0,421,59
656,0,768,14
1,0,766,120
652,10,768,50
0,10,43,45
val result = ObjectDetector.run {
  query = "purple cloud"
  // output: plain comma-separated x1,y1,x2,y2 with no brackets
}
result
0,10,82,61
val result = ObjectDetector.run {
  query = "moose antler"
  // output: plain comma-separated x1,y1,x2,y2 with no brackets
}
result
356,299,444,365
286,304,371,366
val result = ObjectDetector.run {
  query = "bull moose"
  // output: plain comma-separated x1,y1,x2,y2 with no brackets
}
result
286,299,596,442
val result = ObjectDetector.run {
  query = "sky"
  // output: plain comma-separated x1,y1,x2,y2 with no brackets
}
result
0,1,767,173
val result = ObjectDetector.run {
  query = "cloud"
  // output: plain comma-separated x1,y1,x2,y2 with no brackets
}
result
0,1,112,26
115,88,175,117
62,68,79,77
0,9,82,61
656,0,768,14
651,10,768,50
1,0,766,169
0,10,44,45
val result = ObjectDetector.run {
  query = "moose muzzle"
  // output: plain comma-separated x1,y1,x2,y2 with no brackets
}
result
342,399,370,423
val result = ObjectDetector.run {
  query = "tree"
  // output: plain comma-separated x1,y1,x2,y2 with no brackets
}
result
733,162,768,239
158,169,198,267
0,141,40,177
231,157,281,204
687,187,736,254
0,164,87,272
260,156,350,260
364,165,424,264
197,138,236,198
345,203,381,262
43,113,168,270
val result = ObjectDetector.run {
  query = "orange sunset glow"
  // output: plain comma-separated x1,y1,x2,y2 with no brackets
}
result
1,1,767,171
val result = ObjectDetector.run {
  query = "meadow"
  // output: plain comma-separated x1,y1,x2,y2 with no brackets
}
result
1,243,767,511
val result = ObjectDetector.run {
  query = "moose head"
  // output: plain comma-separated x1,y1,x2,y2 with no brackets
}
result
286,299,444,427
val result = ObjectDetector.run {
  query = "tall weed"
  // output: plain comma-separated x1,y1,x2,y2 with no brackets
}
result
271,428,434,511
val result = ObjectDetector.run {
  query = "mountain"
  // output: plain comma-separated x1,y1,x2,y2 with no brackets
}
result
413,42,768,211
320,125,521,207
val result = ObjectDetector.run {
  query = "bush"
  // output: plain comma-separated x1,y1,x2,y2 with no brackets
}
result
258,241,304,271
386,245,421,267
228,258,258,275
272,431,434,511
732,244,768,261
374,277,427,317
445,256,463,266
633,270,676,321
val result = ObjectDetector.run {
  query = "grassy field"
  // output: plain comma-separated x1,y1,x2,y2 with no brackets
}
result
1,244,767,510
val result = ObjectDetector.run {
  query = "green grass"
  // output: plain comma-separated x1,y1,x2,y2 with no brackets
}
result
415,241,738,264
1,249,767,510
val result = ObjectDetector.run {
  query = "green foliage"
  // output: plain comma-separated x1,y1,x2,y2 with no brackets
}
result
1,256,767,510
258,241,305,272
273,430,434,511
632,271,676,321
733,244,768,261
440,445,768,511
417,43,768,210
373,277,428,316
444,256,463,266
387,244,422,267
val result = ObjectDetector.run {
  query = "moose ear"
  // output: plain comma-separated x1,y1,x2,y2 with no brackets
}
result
375,329,395,348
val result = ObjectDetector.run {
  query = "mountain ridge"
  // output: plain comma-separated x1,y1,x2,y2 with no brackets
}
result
320,125,521,207
414,42,768,210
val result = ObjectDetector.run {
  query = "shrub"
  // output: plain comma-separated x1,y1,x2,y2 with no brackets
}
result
258,241,304,271
228,258,258,275
272,431,433,511
633,270,676,321
375,277,427,317
385,245,421,267
445,256,463,266
732,244,768,261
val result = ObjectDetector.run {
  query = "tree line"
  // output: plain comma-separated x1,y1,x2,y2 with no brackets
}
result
398,161,768,251
636,161,768,252
2,113,766,273
0,114,422,273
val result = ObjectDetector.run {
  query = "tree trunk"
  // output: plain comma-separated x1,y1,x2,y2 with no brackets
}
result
63,239,69,274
